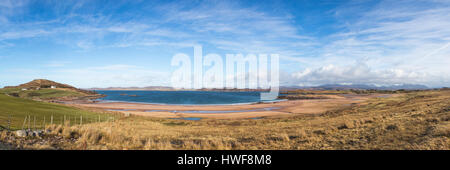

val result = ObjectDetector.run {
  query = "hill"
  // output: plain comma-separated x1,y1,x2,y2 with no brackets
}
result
88,84,430,92
1,79,102,101
86,86,175,91
9,79,75,89
5,79,96,95
316,84,428,90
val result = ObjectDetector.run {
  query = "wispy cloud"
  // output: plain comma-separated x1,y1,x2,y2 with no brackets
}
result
55,65,171,88
290,0,450,87
45,61,71,67
0,0,449,87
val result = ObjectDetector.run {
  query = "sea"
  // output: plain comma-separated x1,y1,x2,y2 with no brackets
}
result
95,90,280,105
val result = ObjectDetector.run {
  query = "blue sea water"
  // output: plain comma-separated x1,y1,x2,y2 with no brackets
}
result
96,90,278,105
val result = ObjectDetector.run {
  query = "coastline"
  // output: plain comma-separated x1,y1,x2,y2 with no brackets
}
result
87,88,271,92
69,93,392,119
93,98,288,106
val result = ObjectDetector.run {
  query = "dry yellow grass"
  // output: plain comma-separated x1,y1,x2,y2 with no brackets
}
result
1,90,449,150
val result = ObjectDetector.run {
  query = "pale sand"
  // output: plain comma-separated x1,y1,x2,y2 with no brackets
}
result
71,94,392,119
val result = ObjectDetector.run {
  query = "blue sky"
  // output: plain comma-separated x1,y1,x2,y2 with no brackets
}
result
0,0,449,88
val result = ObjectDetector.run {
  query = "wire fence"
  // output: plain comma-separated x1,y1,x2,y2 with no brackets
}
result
1,114,118,131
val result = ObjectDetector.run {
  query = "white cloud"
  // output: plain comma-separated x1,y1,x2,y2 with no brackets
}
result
0,30,51,40
292,0,450,87
0,0,27,8
157,1,317,58
2,64,171,88
290,62,447,87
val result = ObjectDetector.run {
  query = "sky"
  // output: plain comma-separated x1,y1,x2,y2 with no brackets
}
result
0,0,449,88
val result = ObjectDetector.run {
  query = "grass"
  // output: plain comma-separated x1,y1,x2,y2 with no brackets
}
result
0,88,86,100
0,93,116,130
0,89,448,150
1,89,447,150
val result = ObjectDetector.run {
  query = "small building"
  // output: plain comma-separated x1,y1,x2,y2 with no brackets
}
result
21,88,27,91
50,86,56,89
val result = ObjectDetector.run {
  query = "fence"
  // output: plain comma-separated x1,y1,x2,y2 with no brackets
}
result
1,114,117,131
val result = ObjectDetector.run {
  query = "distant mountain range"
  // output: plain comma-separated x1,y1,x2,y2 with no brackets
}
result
86,83,429,91
86,86,269,92
3,80,430,92
282,84,429,90
86,86,176,91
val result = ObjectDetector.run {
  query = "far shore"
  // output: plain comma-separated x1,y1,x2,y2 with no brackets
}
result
85,88,271,92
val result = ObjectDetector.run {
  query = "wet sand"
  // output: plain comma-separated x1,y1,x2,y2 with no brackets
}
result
71,94,394,119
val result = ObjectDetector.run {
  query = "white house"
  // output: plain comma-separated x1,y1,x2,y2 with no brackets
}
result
50,86,56,89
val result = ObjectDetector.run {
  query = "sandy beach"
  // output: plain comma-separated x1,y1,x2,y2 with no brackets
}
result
71,93,391,119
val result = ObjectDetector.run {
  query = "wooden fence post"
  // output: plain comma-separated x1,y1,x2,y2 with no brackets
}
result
22,116,27,130
80,115,83,125
7,115,11,132
28,115,31,130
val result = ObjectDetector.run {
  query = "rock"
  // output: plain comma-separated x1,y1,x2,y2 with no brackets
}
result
386,125,398,130
15,130,45,137
32,130,44,137
15,130,28,137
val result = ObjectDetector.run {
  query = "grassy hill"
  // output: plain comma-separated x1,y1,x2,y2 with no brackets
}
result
0,87,86,100
0,79,113,130
5,79,95,94
1,79,102,101
7,79,75,89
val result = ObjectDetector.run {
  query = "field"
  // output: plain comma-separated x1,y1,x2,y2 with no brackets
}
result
0,87,94,100
1,89,449,150
0,92,117,130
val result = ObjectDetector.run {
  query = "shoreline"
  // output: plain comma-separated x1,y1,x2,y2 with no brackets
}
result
69,93,393,119
93,98,288,106
88,89,272,92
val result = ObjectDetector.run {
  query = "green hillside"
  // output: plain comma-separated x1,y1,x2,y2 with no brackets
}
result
0,94,113,130
0,87,86,100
